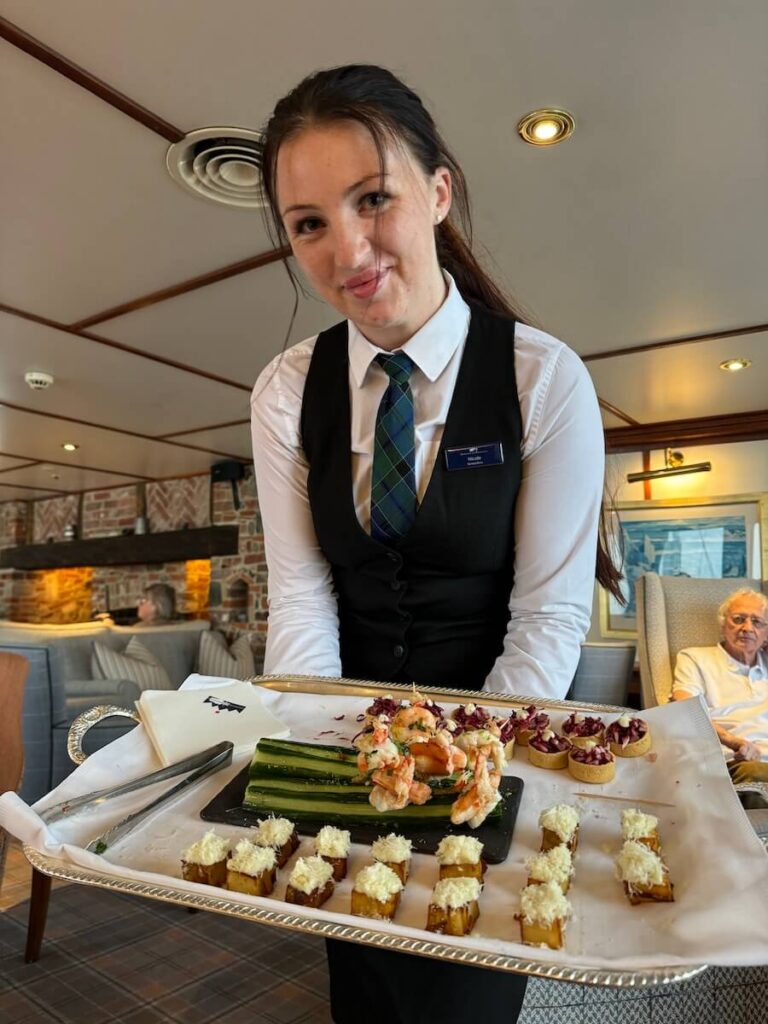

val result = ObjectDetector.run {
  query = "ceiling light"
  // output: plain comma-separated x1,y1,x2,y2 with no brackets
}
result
166,127,265,209
719,358,751,372
517,108,575,146
62,442,78,452
627,448,711,484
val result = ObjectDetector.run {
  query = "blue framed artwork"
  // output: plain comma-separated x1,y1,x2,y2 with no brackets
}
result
600,496,765,636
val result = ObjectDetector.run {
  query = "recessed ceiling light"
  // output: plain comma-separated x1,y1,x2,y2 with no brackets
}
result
719,358,751,372
517,108,575,146
62,442,78,452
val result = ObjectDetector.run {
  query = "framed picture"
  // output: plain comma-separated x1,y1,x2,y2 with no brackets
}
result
599,493,768,638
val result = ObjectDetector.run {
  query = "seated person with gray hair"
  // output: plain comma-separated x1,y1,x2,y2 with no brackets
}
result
136,583,177,626
673,588,768,783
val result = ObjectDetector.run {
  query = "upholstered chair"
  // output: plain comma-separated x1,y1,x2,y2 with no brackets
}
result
635,573,767,709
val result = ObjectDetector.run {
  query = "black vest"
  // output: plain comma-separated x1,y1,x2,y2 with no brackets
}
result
300,304,523,690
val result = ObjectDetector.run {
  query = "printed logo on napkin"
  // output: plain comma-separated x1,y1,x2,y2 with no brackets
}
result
137,681,289,765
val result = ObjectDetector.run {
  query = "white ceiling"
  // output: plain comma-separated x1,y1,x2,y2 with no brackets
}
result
0,0,766,506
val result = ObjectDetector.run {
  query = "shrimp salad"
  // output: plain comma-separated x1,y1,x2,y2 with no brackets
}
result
352,694,520,828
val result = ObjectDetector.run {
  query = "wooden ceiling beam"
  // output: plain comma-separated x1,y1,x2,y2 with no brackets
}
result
70,248,290,329
604,409,768,453
0,302,251,392
0,16,185,143
583,322,768,363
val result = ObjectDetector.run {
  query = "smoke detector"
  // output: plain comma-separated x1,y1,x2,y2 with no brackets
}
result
25,371,54,390
166,127,265,209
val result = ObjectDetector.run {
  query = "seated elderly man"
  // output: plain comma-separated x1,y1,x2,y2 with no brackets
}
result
673,588,768,783
136,583,177,626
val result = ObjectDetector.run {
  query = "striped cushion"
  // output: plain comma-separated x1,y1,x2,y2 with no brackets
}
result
91,637,172,692
198,630,256,680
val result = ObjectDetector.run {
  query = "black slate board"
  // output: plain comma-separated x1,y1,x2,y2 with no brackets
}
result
200,766,524,865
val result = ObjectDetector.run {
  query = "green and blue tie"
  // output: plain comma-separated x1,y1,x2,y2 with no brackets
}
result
370,352,417,543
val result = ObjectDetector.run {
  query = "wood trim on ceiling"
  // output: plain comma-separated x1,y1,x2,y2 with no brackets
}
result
0,481,68,496
597,399,639,426
604,408,768,453
70,248,291,329
0,461,41,476
0,450,150,480
0,16,184,143
0,303,252,392
0,400,249,461
583,322,768,363
157,418,250,440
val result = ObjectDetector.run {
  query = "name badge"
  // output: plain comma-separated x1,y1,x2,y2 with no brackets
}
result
444,442,504,471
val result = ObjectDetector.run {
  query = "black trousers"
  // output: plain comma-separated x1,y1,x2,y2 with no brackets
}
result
326,938,528,1024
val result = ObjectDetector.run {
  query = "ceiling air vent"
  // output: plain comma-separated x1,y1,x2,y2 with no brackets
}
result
166,127,265,209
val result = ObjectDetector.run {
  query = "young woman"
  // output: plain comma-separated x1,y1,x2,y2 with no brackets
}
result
251,64,617,1024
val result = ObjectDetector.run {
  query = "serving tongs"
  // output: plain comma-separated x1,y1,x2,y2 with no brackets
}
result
39,741,233,855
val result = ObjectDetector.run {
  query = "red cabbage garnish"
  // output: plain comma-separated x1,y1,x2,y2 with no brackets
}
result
562,714,604,738
529,732,571,754
358,696,403,722
451,703,492,735
570,744,613,765
606,718,648,748
497,716,517,744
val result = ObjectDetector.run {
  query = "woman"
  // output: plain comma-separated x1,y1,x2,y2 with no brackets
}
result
136,583,176,626
251,64,616,1024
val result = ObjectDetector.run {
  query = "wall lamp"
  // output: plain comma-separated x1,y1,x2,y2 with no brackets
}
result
626,448,712,484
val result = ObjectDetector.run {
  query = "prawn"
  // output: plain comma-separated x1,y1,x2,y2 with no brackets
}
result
450,753,501,828
454,728,506,773
390,704,438,745
369,755,416,810
411,737,468,776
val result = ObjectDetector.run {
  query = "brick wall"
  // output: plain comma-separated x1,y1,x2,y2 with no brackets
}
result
147,477,209,531
0,472,263,656
209,466,268,661
33,494,80,543
82,486,139,539
10,567,93,623
0,502,28,548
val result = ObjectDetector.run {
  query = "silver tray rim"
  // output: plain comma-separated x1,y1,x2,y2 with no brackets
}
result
28,673,710,989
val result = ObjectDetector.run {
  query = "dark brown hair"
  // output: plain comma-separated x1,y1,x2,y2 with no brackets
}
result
260,64,623,601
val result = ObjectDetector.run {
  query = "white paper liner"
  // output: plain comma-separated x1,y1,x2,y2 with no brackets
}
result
3,680,768,970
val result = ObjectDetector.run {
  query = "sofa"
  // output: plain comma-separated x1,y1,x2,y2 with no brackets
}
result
0,619,229,803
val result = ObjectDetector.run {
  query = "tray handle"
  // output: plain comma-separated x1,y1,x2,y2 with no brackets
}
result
67,705,141,765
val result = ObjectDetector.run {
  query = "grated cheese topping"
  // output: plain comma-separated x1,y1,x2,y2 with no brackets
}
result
435,835,484,865
316,826,351,859
254,816,295,848
520,880,571,926
371,833,412,864
621,809,659,841
183,829,230,866
353,862,404,901
525,844,573,885
431,877,482,909
538,804,580,842
288,855,334,895
227,839,276,876
616,840,665,886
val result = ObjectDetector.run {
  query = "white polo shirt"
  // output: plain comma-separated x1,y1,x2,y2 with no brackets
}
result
674,644,768,760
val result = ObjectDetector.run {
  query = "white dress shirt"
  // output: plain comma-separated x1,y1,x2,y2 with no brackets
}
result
250,274,604,699
674,644,768,759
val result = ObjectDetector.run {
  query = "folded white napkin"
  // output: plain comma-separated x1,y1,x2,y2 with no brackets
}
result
137,674,290,765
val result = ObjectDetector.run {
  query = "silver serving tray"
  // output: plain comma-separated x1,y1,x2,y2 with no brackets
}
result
26,674,710,989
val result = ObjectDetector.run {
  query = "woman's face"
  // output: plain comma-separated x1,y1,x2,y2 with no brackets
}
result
276,121,451,349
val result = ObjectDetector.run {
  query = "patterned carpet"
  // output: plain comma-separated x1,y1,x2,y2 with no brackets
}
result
1,883,767,1023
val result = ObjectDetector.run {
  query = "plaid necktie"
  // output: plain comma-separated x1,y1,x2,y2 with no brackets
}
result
370,352,417,543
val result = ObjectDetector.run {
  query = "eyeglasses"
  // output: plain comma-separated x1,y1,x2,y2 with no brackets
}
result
728,614,768,629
